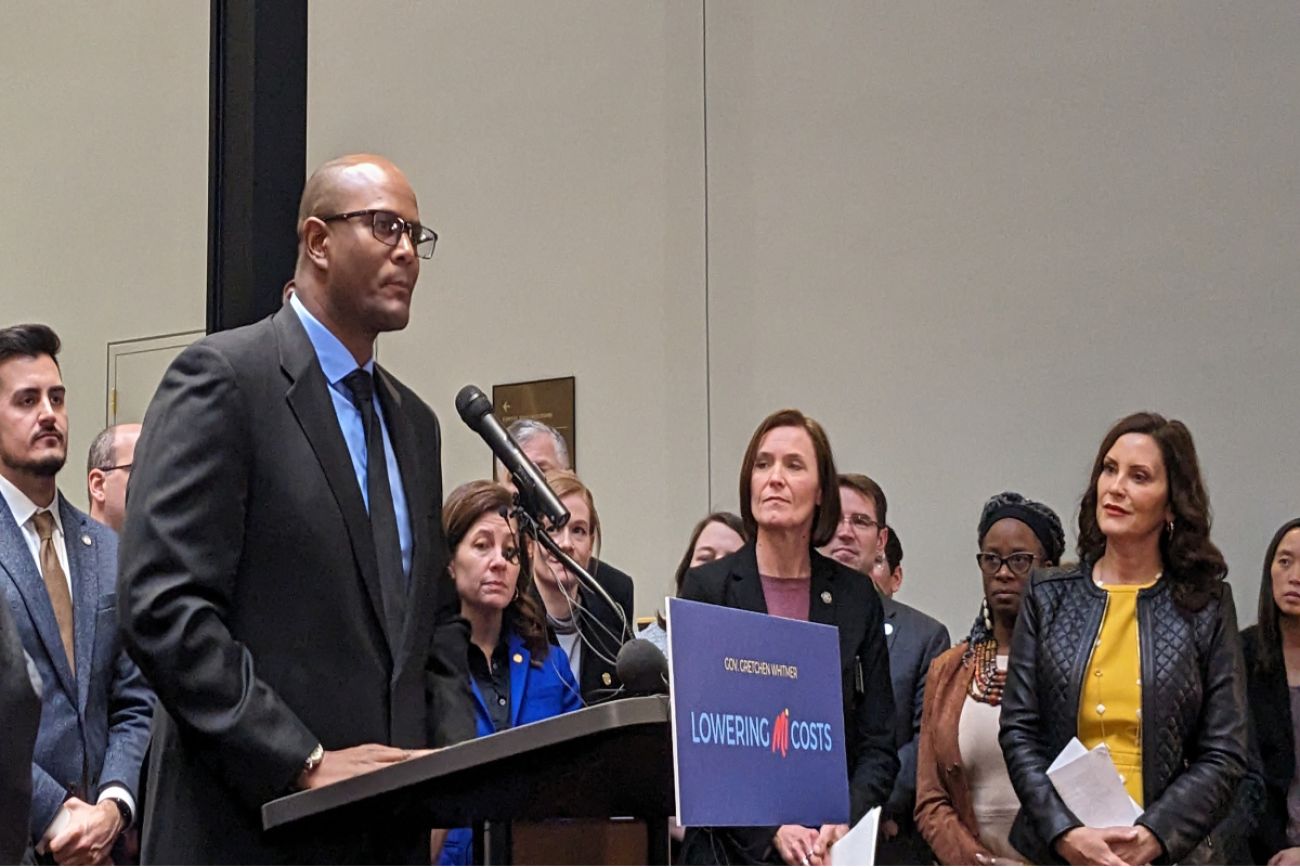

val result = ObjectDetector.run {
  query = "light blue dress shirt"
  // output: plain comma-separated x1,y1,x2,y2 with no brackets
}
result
289,294,412,577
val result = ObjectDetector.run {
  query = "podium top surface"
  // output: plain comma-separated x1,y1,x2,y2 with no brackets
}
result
262,695,671,831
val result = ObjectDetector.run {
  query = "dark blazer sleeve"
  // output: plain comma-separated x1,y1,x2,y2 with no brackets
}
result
1,604,39,863
426,587,476,748
887,616,951,823
849,587,902,822
677,569,711,605
1137,586,1248,861
118,343,317,809
999,582,1081,854
1241,627,1288,863
417,418,476,750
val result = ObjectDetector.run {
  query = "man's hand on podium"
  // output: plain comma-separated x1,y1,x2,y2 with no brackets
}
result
298,744,434,790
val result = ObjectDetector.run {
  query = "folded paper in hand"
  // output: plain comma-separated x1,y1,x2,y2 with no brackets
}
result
1046,737,1142,828
830,805,880,866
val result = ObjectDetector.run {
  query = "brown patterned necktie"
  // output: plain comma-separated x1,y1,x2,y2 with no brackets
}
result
32,510,75,674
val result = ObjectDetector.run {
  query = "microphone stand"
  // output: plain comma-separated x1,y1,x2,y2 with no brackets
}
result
510,504,631,673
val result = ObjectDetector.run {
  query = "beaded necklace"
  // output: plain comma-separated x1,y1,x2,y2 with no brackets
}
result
967,639,1006,705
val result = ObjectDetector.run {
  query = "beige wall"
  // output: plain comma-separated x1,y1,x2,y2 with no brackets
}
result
4,2,1297,635
703,2,1300,631
0,2,208,511
307,1,710,619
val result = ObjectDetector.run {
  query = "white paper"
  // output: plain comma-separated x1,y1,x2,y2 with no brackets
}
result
1047,737,1142,828
830,805,880,867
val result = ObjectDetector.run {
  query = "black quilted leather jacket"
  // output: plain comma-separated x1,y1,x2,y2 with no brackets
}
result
998,563,1248,864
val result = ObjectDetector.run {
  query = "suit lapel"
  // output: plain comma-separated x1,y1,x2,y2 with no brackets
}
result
508,634,529,728
61,497,98,714
882,597,899,651
808,552,837,627
373,367,419,659
728,545,769,614
276,309,395,662
0,495,76,699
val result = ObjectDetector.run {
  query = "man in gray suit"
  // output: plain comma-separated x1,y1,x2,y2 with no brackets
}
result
820,473,949,864
0,323,153,863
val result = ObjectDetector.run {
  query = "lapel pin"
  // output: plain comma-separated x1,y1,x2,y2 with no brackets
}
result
81,534,92,546
820,590,833,604
884,622,895,636
512,653,523,664
601,672,612,686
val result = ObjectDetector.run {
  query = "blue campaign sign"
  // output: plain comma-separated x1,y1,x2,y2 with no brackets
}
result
668,597,849,827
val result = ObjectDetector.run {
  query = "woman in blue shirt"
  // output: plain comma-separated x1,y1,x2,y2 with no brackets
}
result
437,481,584,865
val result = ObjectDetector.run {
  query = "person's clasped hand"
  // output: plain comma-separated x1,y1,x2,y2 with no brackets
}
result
1056,825,1162,866
47,798,123,866
773,823,848,865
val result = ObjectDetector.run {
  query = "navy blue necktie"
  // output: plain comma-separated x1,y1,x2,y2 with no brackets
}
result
343,368,406,642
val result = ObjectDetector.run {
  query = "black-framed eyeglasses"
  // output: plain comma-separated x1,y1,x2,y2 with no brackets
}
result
319,209,438,259
839,513,881,532
100,463,132,473
975,551,1037,576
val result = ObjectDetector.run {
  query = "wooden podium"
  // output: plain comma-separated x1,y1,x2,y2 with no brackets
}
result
262,696,674,864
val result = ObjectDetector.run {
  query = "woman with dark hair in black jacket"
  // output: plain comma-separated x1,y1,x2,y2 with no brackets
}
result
1242,517,1300,865
678,409,897,866
999,412,1248,865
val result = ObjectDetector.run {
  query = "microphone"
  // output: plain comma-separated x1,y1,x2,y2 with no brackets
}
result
455,385,569,529
614,638,668,695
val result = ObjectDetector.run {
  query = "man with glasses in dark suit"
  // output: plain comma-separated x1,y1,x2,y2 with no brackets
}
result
119,154,474,863
820,473,950,864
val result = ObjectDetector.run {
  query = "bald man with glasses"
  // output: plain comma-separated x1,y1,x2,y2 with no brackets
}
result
119,154,474,864
86,423,140,532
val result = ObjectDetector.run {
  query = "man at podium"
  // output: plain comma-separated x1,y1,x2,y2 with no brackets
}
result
118,155,475,863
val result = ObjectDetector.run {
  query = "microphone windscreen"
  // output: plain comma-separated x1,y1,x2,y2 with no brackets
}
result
615,638,668,695
455,385,492,426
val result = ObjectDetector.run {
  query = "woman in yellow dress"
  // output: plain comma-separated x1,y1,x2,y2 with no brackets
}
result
999,412,1248,865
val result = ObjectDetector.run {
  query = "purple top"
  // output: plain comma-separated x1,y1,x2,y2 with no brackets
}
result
760,575,811,622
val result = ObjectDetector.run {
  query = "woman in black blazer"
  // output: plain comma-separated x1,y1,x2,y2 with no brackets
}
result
1243,517,1300,865
678,409,898,866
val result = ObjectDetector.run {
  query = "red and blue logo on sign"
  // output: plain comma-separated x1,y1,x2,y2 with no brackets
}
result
669,598,850,828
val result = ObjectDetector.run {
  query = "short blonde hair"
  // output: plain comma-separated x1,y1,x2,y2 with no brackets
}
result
545,470,601,556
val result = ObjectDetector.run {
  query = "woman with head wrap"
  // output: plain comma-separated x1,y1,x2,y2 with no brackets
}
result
915,492,1065,865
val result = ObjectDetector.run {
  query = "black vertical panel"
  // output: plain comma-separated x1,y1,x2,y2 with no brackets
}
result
207,0,308,333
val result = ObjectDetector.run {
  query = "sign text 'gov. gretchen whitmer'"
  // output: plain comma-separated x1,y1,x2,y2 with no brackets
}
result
667,598,849,827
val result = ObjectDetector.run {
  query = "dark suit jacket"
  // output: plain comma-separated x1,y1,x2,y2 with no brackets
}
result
676,543,899,864
1,495,153,849
577,559,635,701
0,581,41,863
1241,624,1293,862
878,597,950,863
118,304,475,864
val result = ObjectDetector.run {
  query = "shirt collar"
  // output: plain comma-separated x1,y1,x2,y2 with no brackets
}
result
289,293,374,385
0,474,62,535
